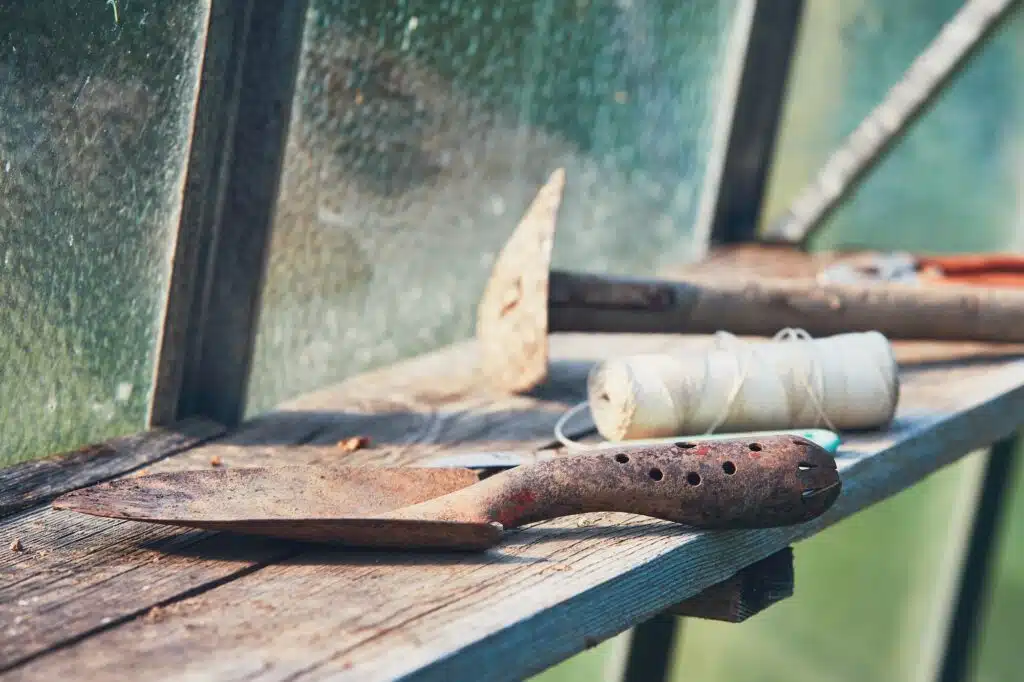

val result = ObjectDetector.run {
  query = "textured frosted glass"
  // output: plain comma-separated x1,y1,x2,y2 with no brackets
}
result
248,0,737,413
0,3,208,465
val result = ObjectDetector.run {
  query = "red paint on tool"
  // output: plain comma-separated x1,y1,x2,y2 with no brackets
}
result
694,446,710,457
498,489,537,526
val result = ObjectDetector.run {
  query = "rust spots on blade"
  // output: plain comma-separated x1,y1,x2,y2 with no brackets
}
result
52,466,482,522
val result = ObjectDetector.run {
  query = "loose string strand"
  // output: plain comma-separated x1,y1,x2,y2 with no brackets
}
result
553,399,593,450
771,328,837,432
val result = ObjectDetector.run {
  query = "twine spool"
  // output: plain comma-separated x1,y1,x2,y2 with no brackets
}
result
586,329,900,441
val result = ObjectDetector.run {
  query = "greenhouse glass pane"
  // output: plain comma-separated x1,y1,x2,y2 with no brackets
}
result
0,2,208,465
247,0,738,414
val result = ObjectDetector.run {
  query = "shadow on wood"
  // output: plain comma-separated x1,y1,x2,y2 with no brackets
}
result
664,546,795,623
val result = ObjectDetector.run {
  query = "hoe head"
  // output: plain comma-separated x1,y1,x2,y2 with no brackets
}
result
475,168,565,393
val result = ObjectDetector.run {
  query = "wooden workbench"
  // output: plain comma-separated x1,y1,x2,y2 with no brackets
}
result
3,329,1024,681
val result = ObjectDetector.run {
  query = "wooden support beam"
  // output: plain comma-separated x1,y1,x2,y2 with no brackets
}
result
151,0,310,428
664,546,794,623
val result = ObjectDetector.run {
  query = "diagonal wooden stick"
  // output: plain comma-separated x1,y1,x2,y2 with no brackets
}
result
763,0,1022,246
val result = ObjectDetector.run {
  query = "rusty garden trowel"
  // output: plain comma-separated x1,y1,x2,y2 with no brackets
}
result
53,434,841,551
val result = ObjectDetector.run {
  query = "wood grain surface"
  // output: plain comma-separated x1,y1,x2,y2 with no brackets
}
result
0,355,582,673
551,258,1024,342
4,331,1024,682
0,418,225,518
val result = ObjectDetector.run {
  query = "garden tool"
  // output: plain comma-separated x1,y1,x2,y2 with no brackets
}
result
52,433,841,551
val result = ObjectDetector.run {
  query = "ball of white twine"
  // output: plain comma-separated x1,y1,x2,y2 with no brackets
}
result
584,329,900,441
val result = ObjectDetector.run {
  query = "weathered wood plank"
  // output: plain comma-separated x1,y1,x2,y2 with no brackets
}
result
0,362,586,672
0,418,226,518
0,415,344,672
6,333,1024,682
0,506,298,670
0,426,774,673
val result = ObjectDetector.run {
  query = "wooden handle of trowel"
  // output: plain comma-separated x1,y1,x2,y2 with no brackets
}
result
391,435,841,530
548,270,1024,343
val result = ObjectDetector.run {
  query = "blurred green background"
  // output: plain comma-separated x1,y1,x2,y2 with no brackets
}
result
1,1,1022,681
537,3,1024,681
